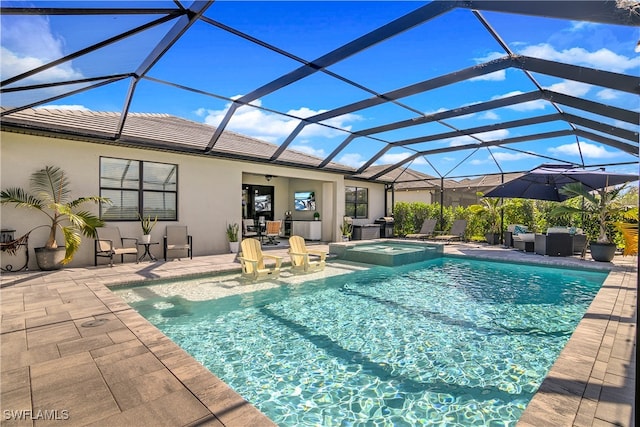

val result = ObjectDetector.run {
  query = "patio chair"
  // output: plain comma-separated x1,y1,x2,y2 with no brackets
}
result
433,219,467,242
513,233,535,252
264,220,282,245
504,224,528,247
243,218,258,239
238,238,282,280
534,228,573,257
288,235,326,273
95,226,138,266
406,219,437,239
163,226,192,261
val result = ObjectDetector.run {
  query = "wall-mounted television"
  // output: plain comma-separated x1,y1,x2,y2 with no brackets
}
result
294,191,316,211
255,194,272,212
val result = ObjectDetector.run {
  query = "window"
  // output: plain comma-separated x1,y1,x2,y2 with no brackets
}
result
100,157,177,220
345,186,368,219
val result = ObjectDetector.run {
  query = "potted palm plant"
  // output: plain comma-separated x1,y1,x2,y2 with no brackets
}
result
552,182,628,262
1,165,109,270
138,213,157,243
226,222,240,253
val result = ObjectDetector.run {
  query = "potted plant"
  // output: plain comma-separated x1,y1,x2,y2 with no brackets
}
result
552,182,628,262
469,192,501,245
138,213,157,243
340,217,353,241
314,211,320,221
0,165,109,270
226,222,240,253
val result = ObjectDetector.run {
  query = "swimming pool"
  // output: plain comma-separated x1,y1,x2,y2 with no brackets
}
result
115,256,607,426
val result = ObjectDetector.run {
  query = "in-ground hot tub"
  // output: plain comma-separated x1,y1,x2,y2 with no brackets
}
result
329,240,442,266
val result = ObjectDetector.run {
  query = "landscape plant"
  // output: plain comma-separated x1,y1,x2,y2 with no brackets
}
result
0,165,109,265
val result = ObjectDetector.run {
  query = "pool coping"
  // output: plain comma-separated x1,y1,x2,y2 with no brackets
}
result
0,241,636,426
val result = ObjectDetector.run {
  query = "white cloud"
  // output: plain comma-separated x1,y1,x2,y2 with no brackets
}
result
1,16,83,83
337,153,365,168
199,99,362,144
469,52,507,81
596,88,620,100
491,91,547,112
492,151,535,161
290,144,326,158
480,111,499,120
376,152,427,166
474,52,506,63
545,80,591,97
470,151,535,165
548,141,619,159
36,104,89,111
469,70,506,82
569,21,597,32
519,43,640,73
448,129,510,147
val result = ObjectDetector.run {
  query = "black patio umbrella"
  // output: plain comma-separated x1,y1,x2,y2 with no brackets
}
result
484,164,639,202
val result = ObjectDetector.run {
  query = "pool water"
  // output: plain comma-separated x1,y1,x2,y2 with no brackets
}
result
117,257,607,426
333,242,442,266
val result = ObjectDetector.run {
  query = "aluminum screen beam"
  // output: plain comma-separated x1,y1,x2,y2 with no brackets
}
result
308,57,513,124
367,130,576,180
541,91,640,124
460,1,640,26
116,1,212,139
514,56,639,94
205,1,456,150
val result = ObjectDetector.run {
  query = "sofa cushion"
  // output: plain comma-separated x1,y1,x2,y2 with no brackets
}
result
547,226,570,234
513,232,535,242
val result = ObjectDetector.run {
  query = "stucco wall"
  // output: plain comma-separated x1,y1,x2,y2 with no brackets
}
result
1,131,385,269
1,132,243,268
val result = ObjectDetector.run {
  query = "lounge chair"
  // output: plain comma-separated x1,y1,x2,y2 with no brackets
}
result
95,226,138,266
406,219,437,239
163,226,193,261
238,238,282,280
264,220,282,245
288,235,326,273
433,219,467,242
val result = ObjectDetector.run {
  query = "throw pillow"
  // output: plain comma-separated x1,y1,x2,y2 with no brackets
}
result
513,225,527,235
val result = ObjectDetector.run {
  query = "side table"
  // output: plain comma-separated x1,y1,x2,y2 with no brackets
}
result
138,242,159,262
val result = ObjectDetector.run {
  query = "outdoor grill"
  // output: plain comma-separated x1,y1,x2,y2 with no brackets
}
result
374,217,395,238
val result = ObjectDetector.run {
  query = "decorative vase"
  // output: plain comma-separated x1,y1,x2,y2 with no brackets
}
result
34,247,66,270
141,234,151,244
229,241,240,253
589,242,616,262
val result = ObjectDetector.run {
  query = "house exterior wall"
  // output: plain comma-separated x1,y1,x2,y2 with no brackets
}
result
1,131,383,269
344,179,386,226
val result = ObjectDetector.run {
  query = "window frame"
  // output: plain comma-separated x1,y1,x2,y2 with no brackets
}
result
99,156,178,221
345,186,369,219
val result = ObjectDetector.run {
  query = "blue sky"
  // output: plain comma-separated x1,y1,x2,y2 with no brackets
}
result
1,1,639,178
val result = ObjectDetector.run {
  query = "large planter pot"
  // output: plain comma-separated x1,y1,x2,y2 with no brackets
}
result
484,232,500,245
589,242,616,262
140,234,151,244
34,247,66,270
229,241,240,253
